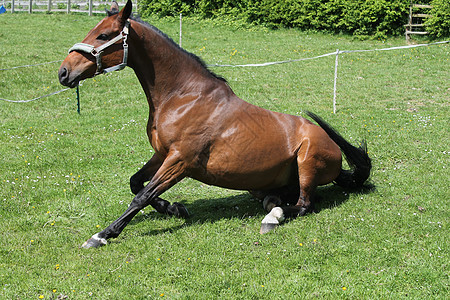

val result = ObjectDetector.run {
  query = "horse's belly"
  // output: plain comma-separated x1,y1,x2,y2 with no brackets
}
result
192,145,296,190
194,164,294,190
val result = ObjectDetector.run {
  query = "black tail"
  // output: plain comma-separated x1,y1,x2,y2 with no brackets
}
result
306,111,372,189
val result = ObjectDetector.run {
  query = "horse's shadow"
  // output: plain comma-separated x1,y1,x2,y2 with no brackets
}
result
129,183,375,236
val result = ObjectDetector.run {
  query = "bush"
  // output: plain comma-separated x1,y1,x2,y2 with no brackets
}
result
139,0,449,38
426,0,450,37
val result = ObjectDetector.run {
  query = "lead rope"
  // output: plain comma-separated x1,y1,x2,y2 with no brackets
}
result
76,86,81,114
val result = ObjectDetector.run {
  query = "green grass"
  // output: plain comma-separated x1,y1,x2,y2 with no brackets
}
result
1,13,449,299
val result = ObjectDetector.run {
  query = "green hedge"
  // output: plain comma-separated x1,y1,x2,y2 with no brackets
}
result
426,0,450,37
139,0,449,38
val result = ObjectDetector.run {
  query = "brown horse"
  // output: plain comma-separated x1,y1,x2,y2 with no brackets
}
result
59,1,371,248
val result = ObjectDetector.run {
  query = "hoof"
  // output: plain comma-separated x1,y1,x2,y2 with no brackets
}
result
81,234,107,249
298,206,308,216
260,223,278,234
167,202,189,218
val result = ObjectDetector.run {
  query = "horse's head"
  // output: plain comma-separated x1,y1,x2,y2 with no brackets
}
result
58,1,132,88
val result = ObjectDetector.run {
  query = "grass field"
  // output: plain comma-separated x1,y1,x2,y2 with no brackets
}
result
1,12,449,299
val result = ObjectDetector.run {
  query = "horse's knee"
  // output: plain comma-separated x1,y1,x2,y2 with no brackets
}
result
130,174,144,195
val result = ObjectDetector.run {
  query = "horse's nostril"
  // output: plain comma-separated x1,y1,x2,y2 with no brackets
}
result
58,67,69,84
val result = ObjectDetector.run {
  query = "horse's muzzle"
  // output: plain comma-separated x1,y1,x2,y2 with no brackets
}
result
58,66,80,88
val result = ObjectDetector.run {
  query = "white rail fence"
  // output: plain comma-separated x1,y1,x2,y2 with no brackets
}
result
2,0,137,15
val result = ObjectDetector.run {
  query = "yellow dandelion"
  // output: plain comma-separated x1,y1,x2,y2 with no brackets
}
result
299,243,303,246
342,286,347,291
39,295,44,299
160,293,164,297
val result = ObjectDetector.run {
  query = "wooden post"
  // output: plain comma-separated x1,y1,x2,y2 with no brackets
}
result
179,13,182,47
11,0,15,13
29,0,32,13
406,2,413,42
67,0,71,13
48,0,51,12
89,0,93,16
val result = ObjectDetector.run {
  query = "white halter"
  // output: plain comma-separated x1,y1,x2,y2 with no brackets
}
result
68,21,130,75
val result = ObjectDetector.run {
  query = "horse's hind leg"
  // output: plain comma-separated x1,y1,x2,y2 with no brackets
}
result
249,190,283,212
251,185,299,213
260,142,339,234
259,177,317,234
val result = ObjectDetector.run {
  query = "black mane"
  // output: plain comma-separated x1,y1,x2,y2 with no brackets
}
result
107,10,226,82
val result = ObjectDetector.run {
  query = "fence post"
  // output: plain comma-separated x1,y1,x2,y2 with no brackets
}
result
29,0,32,13
11,0,15,13
89,0,93,16
333,49,339,114
47,0,51,12
67,0,71,13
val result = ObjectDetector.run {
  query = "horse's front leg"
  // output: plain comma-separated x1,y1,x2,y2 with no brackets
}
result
130,153,163,195
82,153,188,248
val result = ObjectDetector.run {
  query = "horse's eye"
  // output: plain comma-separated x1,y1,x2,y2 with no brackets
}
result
97,34,109,41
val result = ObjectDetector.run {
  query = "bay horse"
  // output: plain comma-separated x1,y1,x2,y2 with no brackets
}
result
58,0,371,248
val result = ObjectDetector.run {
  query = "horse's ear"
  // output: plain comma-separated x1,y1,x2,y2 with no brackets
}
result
118,0,132,23
108,1,119,16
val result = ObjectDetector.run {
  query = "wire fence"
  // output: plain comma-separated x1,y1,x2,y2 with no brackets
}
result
208,40,449,112
1,40,448,109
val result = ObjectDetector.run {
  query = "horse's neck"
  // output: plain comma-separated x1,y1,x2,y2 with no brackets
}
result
129,22,201,111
